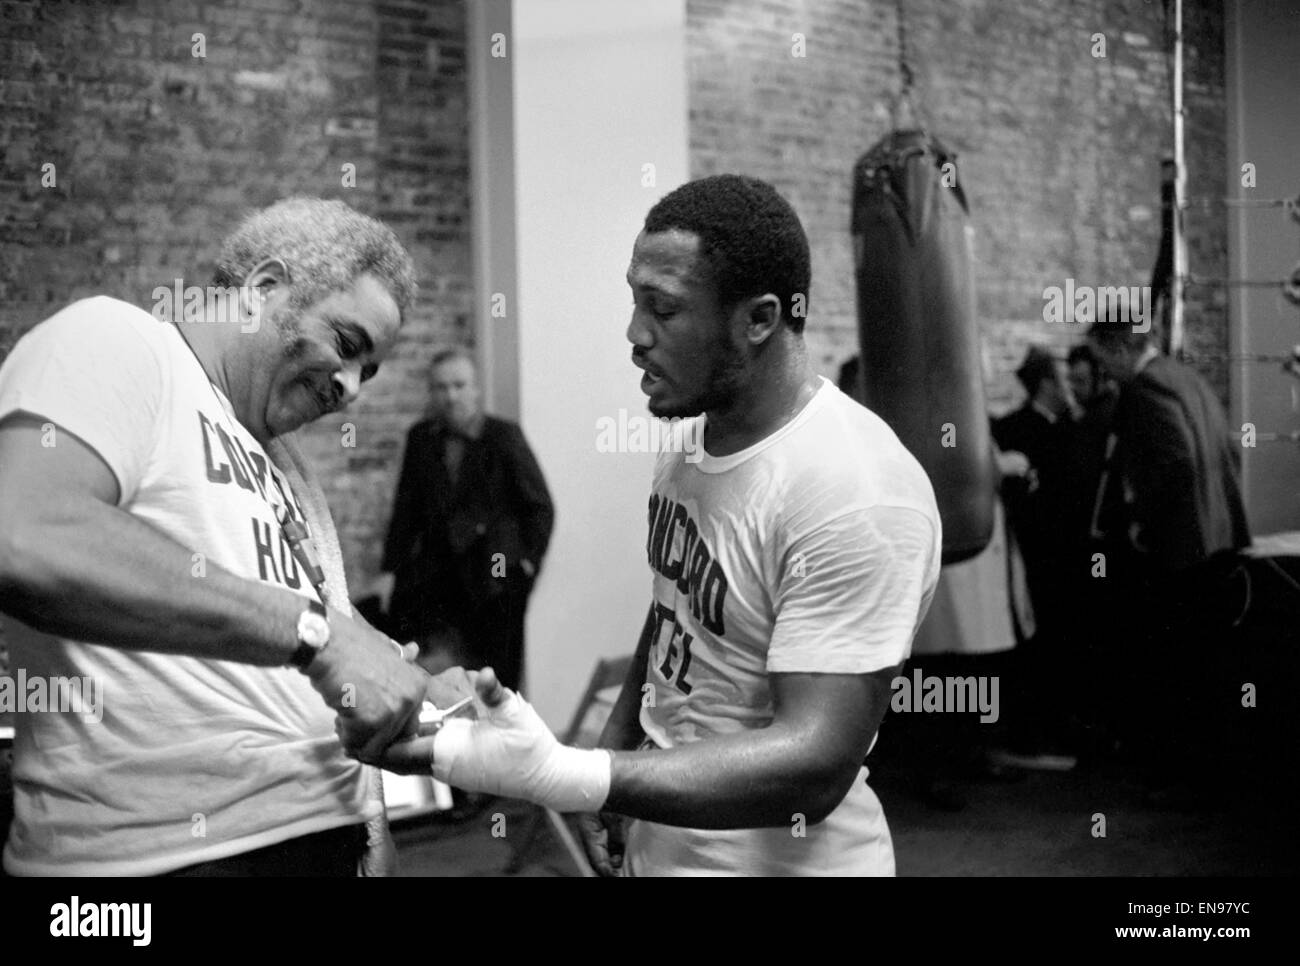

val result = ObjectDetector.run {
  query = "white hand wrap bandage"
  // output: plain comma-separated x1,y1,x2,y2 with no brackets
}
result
431,690,612,813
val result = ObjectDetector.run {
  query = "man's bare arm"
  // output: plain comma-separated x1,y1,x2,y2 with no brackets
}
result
0,415,306,662
602,665,897,828
0,415,427,758
380,659,901,831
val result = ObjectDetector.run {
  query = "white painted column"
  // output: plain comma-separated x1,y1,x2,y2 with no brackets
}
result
507,0,689,726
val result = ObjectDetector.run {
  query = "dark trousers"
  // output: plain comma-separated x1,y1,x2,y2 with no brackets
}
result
161,823,366,877
1116,554,1246,777
1006,548,1074,752
396,573,532,692
452,579,530,692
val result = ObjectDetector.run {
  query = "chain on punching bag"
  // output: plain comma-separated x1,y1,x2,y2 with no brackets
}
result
851,130,996,564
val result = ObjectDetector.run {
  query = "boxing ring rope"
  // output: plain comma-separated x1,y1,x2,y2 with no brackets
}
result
1183,194,1300,214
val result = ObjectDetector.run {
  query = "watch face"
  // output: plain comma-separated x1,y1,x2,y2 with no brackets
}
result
298,611,330,648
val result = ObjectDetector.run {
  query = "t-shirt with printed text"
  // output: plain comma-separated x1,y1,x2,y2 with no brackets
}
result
629,376,941,876
0,296,374,876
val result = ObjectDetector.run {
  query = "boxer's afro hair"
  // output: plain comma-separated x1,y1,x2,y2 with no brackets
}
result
214,197,417,318
644,174,811,333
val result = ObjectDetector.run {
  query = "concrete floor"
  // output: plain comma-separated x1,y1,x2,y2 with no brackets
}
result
394,797,579,877
880,762,1292,877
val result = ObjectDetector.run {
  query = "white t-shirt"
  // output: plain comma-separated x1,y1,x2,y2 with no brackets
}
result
0,297,375,876
628,377,941,876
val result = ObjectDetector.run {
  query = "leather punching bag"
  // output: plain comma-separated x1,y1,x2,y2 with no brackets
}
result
851,129,996,565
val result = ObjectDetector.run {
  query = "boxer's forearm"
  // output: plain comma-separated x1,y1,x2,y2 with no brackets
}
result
404,661,888,829
421,707,846,825
593,619,834,826
600,669,892,828
0,496,304,666
603,726,855,829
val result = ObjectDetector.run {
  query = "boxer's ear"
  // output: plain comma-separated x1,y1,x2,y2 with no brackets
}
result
742,293,782,346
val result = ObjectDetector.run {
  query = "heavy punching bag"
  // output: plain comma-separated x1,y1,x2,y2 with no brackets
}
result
851,129,996,564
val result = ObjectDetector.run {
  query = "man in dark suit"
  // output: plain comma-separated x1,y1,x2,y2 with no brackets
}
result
1059,343,1123,755
1087,316,1250,794
1087,323,1249,583
992,345,1074,636
1063,343,1119,539
374,349,554,691
989,345,1077,768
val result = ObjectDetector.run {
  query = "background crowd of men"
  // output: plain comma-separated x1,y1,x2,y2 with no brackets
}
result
988,307,1249,799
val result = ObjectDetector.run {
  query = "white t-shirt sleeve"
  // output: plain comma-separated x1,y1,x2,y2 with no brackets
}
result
768,503,939,675
0,299,164,505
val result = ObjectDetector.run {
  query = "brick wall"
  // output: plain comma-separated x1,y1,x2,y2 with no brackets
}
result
687,0,1228,414
0,0,470,595
0,0,1230,608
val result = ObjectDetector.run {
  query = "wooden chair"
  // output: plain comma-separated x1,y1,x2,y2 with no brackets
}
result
503,654,633,875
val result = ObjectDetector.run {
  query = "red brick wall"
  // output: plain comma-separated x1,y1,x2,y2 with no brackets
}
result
687,0,1228,414
0,0,470,595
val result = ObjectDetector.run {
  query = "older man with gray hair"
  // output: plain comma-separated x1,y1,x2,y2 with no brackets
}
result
0,197,437,875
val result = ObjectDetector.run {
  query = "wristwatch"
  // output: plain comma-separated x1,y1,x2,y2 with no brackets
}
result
290,599,330,671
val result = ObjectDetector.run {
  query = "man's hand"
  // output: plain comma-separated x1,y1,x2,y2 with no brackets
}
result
304,609,428,762
995,448,1031,480
375,666,507,774
425,665,477,709
373,668,613,814
996,449,1039,494
578,810,628,877
370,572,397,613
